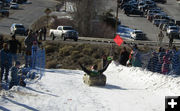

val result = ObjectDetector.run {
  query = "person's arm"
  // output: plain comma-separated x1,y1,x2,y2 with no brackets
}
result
79,63,91,74
99,61,111,74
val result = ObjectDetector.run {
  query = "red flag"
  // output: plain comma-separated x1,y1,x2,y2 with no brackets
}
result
114,35,123,46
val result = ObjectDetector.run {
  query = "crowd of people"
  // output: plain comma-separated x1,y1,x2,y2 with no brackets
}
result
0,29,43,89
119,44,180,75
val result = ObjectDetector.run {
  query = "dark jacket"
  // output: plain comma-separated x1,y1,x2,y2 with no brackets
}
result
79,62,110,76
24,34,36,51
8,39,21,54
0,49,12,66
119,51,129,66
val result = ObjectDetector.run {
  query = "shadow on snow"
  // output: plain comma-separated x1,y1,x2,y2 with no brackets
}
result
25,87,59,97
3,97,39,111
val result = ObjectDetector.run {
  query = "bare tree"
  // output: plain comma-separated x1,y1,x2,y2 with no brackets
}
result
73,0,96,36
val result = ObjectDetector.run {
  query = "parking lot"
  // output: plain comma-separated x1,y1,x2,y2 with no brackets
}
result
116,0,180,44
0,0,57,35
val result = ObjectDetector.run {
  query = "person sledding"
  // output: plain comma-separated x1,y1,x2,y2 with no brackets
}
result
9,61,26,89
79,57,112,77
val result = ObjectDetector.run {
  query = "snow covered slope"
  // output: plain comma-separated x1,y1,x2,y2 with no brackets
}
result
0,61,180,111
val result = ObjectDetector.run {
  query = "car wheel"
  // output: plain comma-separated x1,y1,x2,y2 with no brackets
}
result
51,33,55,40
62,35,66,41
74,38,78,42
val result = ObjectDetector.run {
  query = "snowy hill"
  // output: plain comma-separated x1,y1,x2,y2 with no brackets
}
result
0,61,180,111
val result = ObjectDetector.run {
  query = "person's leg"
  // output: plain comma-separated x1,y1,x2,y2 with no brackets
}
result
5,66,10,82
0,65,4,81
44,33,46,40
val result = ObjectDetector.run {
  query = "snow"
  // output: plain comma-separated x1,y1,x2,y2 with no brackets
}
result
0,61,180,111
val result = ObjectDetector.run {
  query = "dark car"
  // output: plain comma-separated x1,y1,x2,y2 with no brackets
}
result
0,9,9,17
10,23,26,35
125,9,144,16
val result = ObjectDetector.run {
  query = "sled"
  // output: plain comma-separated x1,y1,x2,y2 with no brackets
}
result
83,74,106,86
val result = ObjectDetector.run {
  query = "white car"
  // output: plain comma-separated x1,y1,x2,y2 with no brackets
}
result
166,26,179,38
49,26,78,41
10,3,19,9
130,30,146,40
167,26,179,34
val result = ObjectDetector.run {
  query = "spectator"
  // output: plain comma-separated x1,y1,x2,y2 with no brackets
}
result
0,34,4,50
147,52,158,72
119,47,129,66
155,47,166,73
8,34,21,63
171,46,180,73
31,41,39,69
102,55,107,68
158,30,164,46
127,50,133,66
130,45,142,67
43,26,47,40
162,51,171,74
169,33,174,47
0,43,12,82
39,28,43,41
24,30,37,67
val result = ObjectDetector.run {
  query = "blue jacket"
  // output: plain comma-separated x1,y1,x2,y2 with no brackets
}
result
0,49,12,67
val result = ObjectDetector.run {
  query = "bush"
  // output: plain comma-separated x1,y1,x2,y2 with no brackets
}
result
46,60,57,69
59,45,74,56
45,45,57,53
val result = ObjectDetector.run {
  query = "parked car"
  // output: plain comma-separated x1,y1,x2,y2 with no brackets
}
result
162,22,175,31
10,23,26,35
130,30,146,40
153,19,168,27
49,26,78,41
153,0,167,4
166,26,179,38
0,9,9,17
125,8,144,16
10,2,19,9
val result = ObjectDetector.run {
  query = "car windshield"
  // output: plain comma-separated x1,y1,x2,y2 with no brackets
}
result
135,31,143,34
170,27,178,30
63,27,73,30
15,25,24,28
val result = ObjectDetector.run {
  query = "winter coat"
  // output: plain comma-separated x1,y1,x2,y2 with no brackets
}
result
0,49,12,67
119,51,129,66
24,34,37,51
132,50,142,67
147,53,158,72
8,39,21,54
155,52,166,73
162,55,171,74
10,66,20,85
172,50,179,70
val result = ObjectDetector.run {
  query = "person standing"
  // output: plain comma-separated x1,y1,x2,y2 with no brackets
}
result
162,51,171,74
38,28,43,41
0,35,4,50
0,43,12,82
158,30,164,47
169,33,174,47
24,30,37,67
119,47,129,66
43,26,47,41
8,34,21,63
